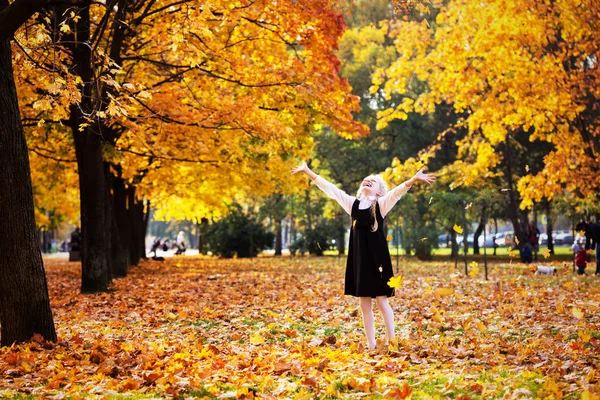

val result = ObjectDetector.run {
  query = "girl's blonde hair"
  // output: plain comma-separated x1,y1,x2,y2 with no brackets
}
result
356,175,388,232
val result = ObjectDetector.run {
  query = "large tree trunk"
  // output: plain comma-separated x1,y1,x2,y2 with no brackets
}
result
105,165,128,278
68,2,111,293
127,187,146,266
0,34,56,345
113,173,132,269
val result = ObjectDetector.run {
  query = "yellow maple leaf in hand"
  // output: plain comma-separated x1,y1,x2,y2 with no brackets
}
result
388,275,403,289
542,248,551,258
453,224,463,234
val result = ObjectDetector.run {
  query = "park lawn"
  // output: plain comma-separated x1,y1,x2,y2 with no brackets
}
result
326,245,578,260
0,256,599,399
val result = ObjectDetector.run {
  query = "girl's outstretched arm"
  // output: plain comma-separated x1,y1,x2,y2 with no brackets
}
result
379,168,436,218
291,161,355,215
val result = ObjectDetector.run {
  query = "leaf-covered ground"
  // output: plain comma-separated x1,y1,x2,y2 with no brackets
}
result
1,256,599,399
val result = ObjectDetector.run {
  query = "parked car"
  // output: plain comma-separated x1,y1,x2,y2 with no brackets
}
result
554,230,573,245
438,234,450,248
495,231,514,247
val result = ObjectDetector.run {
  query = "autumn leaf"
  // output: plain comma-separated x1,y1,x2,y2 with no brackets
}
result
468,261,480,277
572,307,584,320
542,248,551,258
388,275,403,289
386,235,393,241
453,224,463,234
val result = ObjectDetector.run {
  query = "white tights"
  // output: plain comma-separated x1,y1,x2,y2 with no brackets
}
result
359,296,395,349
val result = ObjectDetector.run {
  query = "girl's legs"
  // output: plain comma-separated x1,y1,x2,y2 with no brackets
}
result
376,296,395,342
359,297,376,349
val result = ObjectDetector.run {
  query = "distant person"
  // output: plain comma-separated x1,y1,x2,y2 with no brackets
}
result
162,239,170,252
150,237,163,259
576,220,600,276
292,160,435,352
520,242,533,264
526,222,540,261
175,231,186,255
572,243,587,275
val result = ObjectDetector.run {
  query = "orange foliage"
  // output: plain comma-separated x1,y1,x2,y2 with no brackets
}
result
377,0,600,207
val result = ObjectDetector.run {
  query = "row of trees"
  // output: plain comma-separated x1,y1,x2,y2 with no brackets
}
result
3,0,599,346
1,0,365,345
192,0,600,259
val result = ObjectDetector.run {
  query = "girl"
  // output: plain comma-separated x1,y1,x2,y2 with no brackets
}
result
291,161,435,350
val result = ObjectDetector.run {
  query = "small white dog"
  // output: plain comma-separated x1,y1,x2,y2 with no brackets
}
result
534,265,557,275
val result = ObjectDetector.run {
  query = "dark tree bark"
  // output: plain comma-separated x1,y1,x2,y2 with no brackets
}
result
65,1,111,292
274,218,283,256
0,0,56,345
105,165,128,278
112,173,132,270
503,134,525,246
546,201,555,255
472,211,485,255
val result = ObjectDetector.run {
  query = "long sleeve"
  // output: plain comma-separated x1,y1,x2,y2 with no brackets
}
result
313,176,355,215
378,182,410,218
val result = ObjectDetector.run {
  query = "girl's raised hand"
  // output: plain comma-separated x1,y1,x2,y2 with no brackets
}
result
414,168,436,185
290,161,308,175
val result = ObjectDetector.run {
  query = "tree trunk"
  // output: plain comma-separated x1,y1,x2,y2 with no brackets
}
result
546,201,554,255
274,217,283,256
68,2,111,293
112,173,132,269
472,211,485,255
503,134,525,246
0,35,56,345
105,167,127,278
450,229,458,258
127,187,147,265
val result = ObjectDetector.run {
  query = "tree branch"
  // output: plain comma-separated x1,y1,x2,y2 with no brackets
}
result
0,0,49,41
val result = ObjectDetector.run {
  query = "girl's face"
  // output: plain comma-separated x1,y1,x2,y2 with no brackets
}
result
361,177,382,197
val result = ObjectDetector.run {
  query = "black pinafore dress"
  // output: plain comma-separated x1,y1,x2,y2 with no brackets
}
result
345,199,395,298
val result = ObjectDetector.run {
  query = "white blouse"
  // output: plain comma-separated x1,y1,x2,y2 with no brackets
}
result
314,176,411,218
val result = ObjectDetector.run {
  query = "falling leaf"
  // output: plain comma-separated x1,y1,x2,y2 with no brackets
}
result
388,275,403,289
525,165,530,172
469,262,480,277
515,237,520,245
418,237,428,242
317,242,322,251
465,202,472,209
501,188,510,191
429,197,434,204
352,220,357,228
509,249,518,257
542,248,551,258
453,224,463,234
386,235,392,241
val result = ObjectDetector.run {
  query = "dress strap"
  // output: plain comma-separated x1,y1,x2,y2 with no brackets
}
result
351,199,360,218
